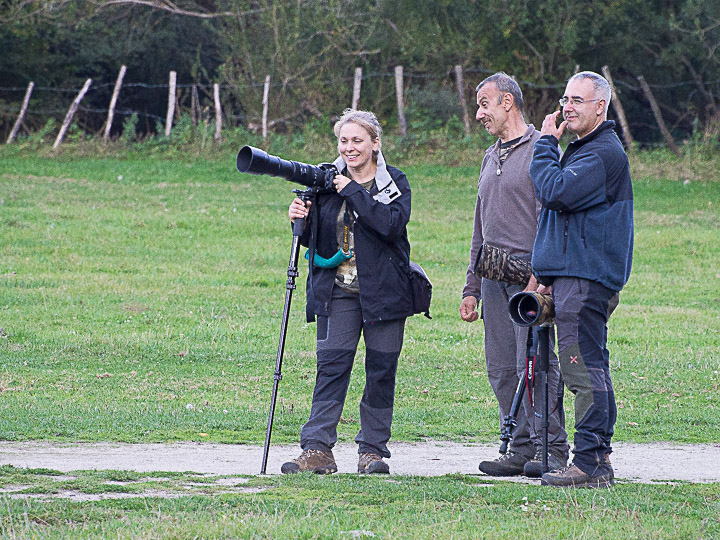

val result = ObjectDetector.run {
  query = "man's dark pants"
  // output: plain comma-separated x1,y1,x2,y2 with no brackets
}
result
552,277,619,476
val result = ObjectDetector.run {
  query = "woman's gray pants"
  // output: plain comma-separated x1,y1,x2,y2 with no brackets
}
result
301,287,406,458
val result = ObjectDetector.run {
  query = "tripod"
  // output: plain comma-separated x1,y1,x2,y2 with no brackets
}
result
260,188,315,474
499,325,552,474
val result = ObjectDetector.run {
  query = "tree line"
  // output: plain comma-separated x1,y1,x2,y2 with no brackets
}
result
1,0,719,146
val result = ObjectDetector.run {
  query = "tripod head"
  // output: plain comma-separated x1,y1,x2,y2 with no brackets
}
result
290,188,318,237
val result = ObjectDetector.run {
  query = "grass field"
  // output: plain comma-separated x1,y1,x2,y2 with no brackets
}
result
1,141,719,538
1,466,719,539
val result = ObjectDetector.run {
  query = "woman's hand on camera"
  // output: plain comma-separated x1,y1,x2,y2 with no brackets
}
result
289,198,311,223
333,174,352,193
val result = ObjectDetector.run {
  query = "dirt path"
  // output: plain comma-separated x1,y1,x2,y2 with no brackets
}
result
2,441,719,484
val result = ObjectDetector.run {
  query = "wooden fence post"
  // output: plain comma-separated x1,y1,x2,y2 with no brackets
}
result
165,71,177,136
394,65,407,136
104,65,127,140
6,82,34,144
454,65,471,136
213,83,222,142
352,67,362,110
262,75,271,139
191,84,200,126
53,78,92,150
601,65,633,148
637,75,681,157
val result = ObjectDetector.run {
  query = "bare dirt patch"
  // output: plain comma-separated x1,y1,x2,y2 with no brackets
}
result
2,440,719,486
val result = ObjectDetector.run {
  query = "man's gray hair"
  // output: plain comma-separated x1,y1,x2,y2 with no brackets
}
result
475,72,524,114
569,71,611,114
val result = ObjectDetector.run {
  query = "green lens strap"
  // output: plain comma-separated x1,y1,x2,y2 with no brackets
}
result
305,248,353,268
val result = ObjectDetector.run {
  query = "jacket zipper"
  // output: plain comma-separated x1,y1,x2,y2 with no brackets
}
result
563,215,569,254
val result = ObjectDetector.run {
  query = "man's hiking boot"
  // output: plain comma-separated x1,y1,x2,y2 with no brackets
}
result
541,462,614,489
523,448,568,478
604,454,615,481
281,449,337,475
358,452,390,474
478,451,529,476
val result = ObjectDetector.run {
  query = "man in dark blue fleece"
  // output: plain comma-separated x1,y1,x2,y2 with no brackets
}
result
530,71,634,488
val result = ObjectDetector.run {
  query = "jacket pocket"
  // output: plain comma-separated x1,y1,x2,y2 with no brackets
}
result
580,214,588,249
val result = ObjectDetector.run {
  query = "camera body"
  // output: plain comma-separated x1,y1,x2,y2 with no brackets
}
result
236,145,338,191
508,291,555,327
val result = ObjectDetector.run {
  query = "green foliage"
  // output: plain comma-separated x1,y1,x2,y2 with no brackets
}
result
120,113,139,145
165,114,198,146
405,83,462,131
24,118,57,148
0,1,225,137
2,0,720,144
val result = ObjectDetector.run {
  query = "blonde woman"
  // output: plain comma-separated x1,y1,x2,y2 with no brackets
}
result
282,109,413,475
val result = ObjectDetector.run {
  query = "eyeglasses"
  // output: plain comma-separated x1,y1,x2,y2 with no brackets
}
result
559,97,603,107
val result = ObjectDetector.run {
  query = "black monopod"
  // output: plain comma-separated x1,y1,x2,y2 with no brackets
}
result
236,146,339,474
507,291,555,475
259,188,313,475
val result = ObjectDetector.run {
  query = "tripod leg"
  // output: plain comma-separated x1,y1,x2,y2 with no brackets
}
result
499,372,526,454
536,326,551,474
499,328,535,454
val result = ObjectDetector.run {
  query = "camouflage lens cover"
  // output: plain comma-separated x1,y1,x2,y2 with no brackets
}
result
474,243,533,286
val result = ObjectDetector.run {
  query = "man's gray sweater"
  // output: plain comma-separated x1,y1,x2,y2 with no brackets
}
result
462,124,542,300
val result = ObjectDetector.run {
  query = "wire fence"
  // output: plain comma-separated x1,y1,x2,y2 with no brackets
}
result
2,66,719,148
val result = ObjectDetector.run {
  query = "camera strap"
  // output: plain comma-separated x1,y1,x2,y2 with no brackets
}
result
332,151,402,205
341,207,351,255
305,193,320,323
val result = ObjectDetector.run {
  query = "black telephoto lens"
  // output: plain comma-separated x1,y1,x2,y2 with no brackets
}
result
236,145,335,189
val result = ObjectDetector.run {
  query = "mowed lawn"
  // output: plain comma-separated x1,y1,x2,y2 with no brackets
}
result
0,149,719,539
